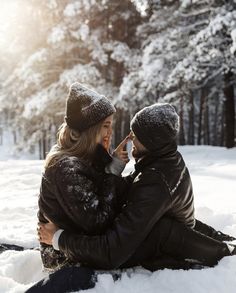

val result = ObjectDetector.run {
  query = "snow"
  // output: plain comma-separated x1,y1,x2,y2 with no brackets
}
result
180,0,192,9
0,130,15,160
110,42,131,63
63,2,82,17
59,64,102,87
47,0,57,10
47,26,66,44
15,49,48,87
0,146,236,292
71,24,90,41
63,1,92,17
230,29,236,55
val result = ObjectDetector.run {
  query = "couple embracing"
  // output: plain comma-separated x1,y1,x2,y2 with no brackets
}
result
26,83,236,292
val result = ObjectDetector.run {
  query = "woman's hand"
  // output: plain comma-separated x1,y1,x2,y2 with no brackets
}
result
37,220,59,245
113,136,130,163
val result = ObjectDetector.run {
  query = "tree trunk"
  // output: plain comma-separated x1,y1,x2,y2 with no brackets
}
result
0,128,2,145
39,139,43,160
213,94,219,146
188,91,194,145
220,104,225,147
114,108,131,148
203,97,210,145
13,130,17,145
114,108,122,148
197,87,206,145
223,71,235,148
42,130,47,159
179,96,186,145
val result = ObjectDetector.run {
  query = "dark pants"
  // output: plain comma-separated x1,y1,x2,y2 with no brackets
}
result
121,216,173,268
26,217,233,292
25,266,96,293
122,217,231,271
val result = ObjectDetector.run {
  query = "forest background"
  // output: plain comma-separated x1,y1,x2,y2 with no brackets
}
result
0,0,235,159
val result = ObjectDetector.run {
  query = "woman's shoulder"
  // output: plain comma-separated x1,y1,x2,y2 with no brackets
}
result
58,155,87,169
54,155,91,179
58,155,83,165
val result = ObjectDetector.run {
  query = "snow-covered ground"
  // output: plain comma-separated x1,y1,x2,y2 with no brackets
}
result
0,130,38,161
0,146,236,293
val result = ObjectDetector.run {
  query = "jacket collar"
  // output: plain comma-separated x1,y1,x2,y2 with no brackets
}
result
91,144,113,173
134,141,178,173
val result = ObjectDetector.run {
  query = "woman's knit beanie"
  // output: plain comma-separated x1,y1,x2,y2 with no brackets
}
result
65,82,116,132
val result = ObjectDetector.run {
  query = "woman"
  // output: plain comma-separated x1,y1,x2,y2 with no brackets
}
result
37,82,129,272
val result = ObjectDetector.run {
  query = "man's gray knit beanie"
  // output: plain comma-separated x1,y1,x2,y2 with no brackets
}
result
65,82,116,132
130,103,180,151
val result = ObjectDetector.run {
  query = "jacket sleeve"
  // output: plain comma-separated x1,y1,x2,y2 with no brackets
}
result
58,172,172,269
47,159,118,234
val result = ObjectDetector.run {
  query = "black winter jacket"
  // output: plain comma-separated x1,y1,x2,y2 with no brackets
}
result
38,144,126,270
58,145,195,269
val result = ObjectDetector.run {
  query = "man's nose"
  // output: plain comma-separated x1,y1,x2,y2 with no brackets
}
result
129,132,135,141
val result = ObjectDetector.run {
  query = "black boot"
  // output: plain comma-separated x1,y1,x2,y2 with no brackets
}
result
194,219,236,242
161,219,232,267
0,243,24,253
142,255,206,271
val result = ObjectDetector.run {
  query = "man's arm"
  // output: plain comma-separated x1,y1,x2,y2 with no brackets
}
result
59,175,171,269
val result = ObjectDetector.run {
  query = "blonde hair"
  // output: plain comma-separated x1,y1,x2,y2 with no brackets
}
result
45,121,104,169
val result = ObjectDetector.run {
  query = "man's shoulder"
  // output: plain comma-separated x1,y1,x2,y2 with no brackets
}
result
132,167,165,186
129,167,172,204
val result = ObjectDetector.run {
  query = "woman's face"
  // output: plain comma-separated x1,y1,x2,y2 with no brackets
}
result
97,115,113,150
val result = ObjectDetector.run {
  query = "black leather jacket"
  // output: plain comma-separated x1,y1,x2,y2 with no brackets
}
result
58,145,195,269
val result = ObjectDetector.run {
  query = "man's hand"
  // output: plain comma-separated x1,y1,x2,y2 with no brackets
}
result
113,136,130,163
37,219,59,245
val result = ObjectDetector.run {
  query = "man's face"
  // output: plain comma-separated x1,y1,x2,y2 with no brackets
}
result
129,131,147,159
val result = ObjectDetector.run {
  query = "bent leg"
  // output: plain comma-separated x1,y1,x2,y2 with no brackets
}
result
25,266,96,293
162,218,231,266
194,219,236,242
122,217,233,270
121,217,198,270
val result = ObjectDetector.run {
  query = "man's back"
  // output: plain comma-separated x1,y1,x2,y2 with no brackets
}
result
131,149,195,228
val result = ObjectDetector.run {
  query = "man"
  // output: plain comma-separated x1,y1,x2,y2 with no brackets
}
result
39,103,235,272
